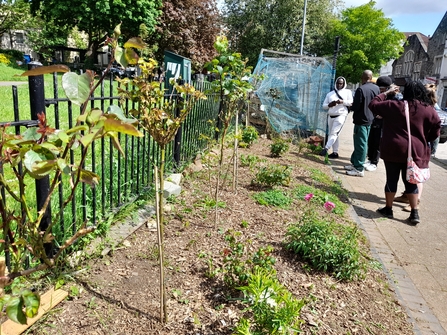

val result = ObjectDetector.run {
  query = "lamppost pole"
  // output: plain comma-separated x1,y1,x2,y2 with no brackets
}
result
300,0,308,55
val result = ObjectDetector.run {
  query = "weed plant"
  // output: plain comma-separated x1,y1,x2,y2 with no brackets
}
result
252,189,293,208
252,164,291,188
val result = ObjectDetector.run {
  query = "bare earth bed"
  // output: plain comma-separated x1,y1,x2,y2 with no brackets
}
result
27,137,414,335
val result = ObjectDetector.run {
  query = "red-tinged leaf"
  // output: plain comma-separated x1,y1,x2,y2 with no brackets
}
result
103,118,143,137
62,72,93,106
79,169,100,187
18,65,70,77
110,134,125,157
124,37,146,50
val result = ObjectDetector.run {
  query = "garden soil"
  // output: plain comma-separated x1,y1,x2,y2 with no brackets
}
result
25,137,414,335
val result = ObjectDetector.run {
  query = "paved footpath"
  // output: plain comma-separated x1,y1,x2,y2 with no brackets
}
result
333,113,447,335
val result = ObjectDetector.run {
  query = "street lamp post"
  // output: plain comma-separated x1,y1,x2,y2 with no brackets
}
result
300,0,308,55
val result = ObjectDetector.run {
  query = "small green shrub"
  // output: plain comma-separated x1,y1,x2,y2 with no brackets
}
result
253,189,292,208
285,215,366,281
270,138,290,157
240,154,261,168
222,230,276,288
241,126,259,147
252,164,291,187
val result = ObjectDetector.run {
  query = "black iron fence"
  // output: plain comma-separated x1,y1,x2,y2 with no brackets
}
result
0,68,220,262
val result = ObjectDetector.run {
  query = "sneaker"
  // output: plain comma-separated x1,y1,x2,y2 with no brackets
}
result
363,160,371,167
377,206,393,218
394,193,409,203
328,152,339,159
346,168,364,177
407,210,420,225
365,164,377,172
344,164,355,170
319,148,328,156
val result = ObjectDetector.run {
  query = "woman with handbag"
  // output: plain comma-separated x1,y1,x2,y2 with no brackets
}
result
368,81,440,224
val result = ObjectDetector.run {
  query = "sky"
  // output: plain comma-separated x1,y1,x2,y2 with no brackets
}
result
217,0,446,37
341,0,446,37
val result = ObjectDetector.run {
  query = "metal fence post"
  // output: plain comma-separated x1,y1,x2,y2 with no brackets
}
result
28,61,53,256
173,103,182,171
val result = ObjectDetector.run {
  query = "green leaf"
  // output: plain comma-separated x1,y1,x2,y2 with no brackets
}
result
22,290,40,318
6,296,27,324
31,159,56,177
57,158,70,175
107,105,137,124
62,72,92,106
65,125,89,135
115,46,128,68
57,131,70,143
24,150,42,172
103,119,143,137
22,127,41,141
79,169,100,187
79,133,96,147
89,109,103,123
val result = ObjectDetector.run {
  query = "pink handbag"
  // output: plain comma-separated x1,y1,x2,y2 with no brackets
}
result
404,100,430,184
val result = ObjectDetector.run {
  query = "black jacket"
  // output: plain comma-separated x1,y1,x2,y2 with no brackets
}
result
351,82,380,126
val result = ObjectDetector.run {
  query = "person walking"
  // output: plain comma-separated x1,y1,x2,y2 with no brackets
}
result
320,76,353,158
345,70,380,177
369,81,441,224
364,76,391,171
394,83,439,212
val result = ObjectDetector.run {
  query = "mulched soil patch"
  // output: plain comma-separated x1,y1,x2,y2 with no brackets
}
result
26,137,413,335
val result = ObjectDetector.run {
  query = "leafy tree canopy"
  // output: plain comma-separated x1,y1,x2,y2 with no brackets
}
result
0,0,33,37
145,0,221,71
27,0,162,58
322,1,405,83
222,0,341,67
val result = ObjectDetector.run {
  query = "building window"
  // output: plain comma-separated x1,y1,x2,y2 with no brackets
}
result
395,65,402,76
413,61,422,81
433,56,442,75
403,51,414,76
15,32,24,44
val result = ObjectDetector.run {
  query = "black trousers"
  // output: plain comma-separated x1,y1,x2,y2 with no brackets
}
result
367,125,381,165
